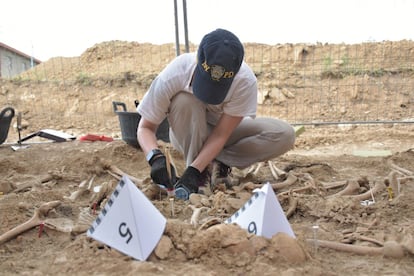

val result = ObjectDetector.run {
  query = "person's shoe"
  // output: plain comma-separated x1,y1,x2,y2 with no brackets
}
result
210,160,239,192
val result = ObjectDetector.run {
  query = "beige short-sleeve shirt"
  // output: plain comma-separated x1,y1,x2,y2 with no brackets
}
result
137,53,257,125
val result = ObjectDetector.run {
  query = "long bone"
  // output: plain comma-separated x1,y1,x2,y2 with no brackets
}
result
104,164,143,188
240,171,298,192
320,180,348,190
0,201,61,245
388,161,413,176
306,238,405,258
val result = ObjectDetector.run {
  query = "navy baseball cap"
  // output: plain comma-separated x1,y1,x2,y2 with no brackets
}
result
192,29,244,105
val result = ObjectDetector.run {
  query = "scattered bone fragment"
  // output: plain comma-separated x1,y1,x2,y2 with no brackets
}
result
13,179,42,193
13,171,81,193
198,218,222,231
270,161,287,179
386,170,400,198
388,161,413,176
302,173,320,193
327,180,360,198
268,161,279,180
253,162,264,176
346,180,386,202
321,180,348,190
342,231,385,247
277,183,315,198
89,181,113,207
110,166,143,186
245,164,256,175
398,175,414,184
64,180,88,202
71,207,97,234
353,235,384,247
43,218,74,233
285,197,298,218
64,175,97,202
273,172,298,190
87,175,96,190
238,172,298,193
188,205,210,226
101,159,143,188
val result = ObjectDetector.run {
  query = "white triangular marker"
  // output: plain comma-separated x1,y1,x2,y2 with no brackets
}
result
225,182,295,239
87,175,166,261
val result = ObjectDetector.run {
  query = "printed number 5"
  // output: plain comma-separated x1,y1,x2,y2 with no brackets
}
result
119,222,133,244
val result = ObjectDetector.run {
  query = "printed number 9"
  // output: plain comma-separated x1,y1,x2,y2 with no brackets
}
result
248,221,257,234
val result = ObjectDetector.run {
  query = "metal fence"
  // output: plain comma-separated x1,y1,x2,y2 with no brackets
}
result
1,40,413,138
244,41,414,125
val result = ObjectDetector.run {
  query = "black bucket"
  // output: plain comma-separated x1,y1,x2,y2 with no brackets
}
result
0,107,15,145
112,101,169,148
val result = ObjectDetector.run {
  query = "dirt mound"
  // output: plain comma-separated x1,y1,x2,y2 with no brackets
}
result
20,40,414,83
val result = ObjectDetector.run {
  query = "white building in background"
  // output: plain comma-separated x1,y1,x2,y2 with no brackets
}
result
0,42,41,78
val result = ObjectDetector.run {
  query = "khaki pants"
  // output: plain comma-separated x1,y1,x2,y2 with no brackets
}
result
168,92,295,168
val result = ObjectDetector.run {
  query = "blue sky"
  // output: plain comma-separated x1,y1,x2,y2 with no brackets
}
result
1,0,413,61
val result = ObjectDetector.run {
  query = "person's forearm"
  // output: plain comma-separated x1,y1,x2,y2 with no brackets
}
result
190,132,227,172
191,114,242,172
137,127,159,156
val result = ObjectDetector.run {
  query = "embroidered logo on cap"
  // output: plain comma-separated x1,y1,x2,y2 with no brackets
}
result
201,61,235,82
210,65,225,81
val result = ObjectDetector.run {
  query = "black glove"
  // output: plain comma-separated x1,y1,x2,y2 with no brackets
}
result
150,156,177,189
174,166,202,200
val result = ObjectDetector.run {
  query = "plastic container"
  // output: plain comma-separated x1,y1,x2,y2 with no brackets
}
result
112,101,169,148
0,107,15,145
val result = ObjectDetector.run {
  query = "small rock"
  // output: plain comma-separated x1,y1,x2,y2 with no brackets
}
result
154,235,173,259
270,232,308,263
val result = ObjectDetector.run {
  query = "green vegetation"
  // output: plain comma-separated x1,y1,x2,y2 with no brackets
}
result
321,54,413,79
76,72,92,85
